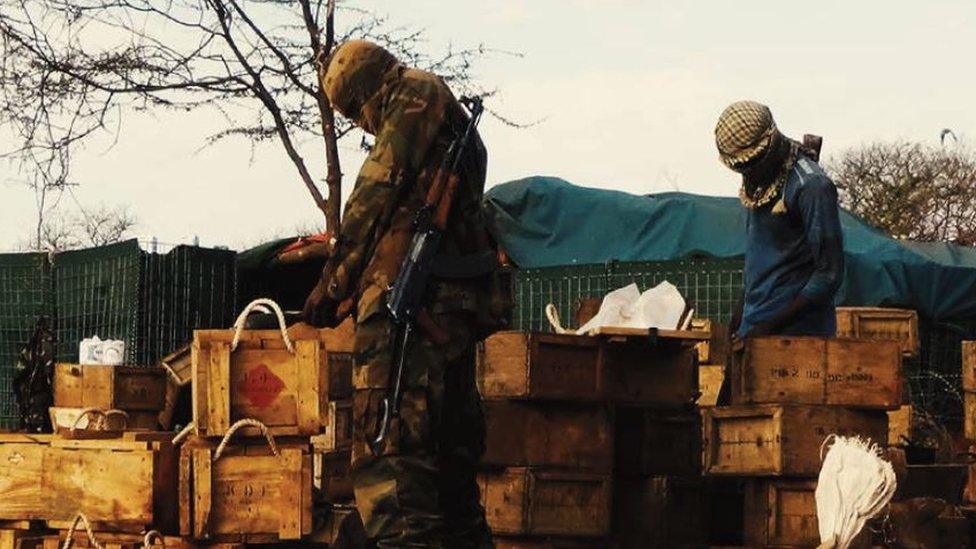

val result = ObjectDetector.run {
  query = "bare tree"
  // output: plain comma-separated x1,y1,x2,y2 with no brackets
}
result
0,0,492,234
23,204,137,251
827,141,976,245
79,204,138,246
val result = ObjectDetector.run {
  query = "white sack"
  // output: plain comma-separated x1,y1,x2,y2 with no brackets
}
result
576,281,686,335
816,435,897,549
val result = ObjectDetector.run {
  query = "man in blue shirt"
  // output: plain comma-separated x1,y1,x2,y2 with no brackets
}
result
714,101,844,338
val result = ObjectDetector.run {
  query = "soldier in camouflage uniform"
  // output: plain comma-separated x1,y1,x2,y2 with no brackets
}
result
304,40,494,548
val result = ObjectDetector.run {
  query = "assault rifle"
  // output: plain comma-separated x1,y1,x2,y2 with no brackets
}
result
368,96,484,453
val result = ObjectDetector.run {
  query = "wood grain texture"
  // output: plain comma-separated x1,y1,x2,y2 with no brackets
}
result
732,337,901,409
478,331,697,406
206,342,231,435
703,405,888,476
479,468,611,537
1,435,176,532
192,326,350,437
836,307,919,357
744,478,872,548
964,341,976,392
0,440,48,520
481,401,612,470
180,441,311,540
54,364,166,412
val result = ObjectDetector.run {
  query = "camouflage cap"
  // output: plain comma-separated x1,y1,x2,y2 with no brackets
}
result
714,100,777,171
321,40,399,129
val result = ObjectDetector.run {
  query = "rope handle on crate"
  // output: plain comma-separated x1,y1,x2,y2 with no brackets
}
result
171,422,194,445
544,303,571,334
61,512,104,549
231,298,294,354
142,530,164,548
159,360,184,386
212,418,280,462
70,408,128,431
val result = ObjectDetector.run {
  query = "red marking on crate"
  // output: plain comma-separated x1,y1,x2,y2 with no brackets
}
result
238,364,285,408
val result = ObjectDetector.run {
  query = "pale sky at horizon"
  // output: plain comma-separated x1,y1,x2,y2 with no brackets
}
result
2,0,974,252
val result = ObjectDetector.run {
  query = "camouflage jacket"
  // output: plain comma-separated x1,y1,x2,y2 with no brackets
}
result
319,66,491,323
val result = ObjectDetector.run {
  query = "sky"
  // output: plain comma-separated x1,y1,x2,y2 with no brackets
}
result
1,0,974,251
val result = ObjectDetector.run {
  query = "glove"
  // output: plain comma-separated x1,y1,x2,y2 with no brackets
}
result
303,280,340,328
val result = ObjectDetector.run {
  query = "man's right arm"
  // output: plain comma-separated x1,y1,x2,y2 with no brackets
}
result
304,82,448,326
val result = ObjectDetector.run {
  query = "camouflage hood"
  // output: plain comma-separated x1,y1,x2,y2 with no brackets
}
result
321,40,400,134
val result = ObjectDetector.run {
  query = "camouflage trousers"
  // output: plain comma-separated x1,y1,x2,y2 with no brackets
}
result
351,309,492,548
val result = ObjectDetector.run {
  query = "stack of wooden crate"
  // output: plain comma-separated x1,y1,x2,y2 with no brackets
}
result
0,419,189,548
837,307,919,446
477,326,703,548
0,317,356,549
703,331,903,547
180,320,354,544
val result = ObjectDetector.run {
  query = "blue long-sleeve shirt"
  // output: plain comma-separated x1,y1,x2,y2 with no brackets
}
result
738,154,845,338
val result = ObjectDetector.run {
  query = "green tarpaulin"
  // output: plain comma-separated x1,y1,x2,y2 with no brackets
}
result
484,176,976,321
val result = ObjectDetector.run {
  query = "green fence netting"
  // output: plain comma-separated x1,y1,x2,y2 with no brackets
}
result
53,241,143,364
0,252,52,428
0,240,237,428
54,240,237,365
513,258,745,332
138,245,238,365
514,258,974,424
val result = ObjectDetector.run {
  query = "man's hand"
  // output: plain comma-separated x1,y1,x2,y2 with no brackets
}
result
747,321,777,337
303,281,340,328
746,295,811,338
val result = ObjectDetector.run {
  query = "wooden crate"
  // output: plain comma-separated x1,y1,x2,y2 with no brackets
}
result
477,331,697,406
836,307,919,357
49,407,158,434
702,405,888,476
613,476,705,548
482,400,612,470
0,433,177,532
54,363,167,412
0,435,51,521
615,409,700,476
191,321,353,438
967,392,976,441
744,479,871,548
964,341,976,391
311,444,353,502
178,432,312,540
691,318,712,363
159,345,191,431
326,400,353,452
690,319,730,365
44,434,178,534
0,530,49,549
479,467,611,537
698,364,724,407
888,405,913,445
729,337,902,409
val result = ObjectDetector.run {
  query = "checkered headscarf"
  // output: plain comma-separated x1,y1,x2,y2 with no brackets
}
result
714,101,777,171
